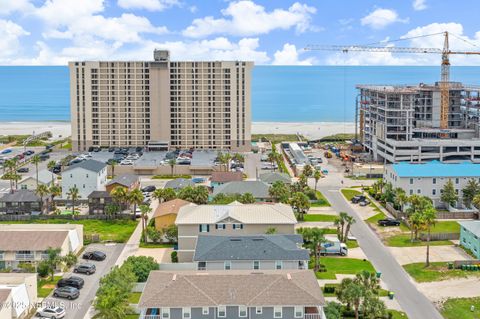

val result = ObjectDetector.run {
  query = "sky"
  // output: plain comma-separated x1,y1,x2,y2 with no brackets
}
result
1,0,480,65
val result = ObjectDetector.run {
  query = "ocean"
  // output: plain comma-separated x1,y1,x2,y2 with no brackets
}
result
1,66,480,122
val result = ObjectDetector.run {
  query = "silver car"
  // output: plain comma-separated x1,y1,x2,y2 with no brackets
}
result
36,306,66,318
53,286,80,300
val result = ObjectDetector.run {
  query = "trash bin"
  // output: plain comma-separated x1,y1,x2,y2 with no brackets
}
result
462,264,467,271
447,262,453,270
388,292,395,300
376,271,382,278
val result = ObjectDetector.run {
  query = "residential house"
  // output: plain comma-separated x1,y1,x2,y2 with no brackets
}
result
61,160,107,199
18,170,55,190
106,174,140,193
459,220,480,259
175,202,297,262
0,224,83,269
210,171,243,188
193,234,309,271
165,178,195,191
0,190,42,215
384,161,480,208
0,273,37,319
152,199,191,230
87,191,113,214
259,172,292,185
138,270,326,319
212,181,272,202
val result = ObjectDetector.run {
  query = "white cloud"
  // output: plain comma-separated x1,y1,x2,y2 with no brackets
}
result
117,0,179,11
413,0,427,11
183,1,316,38
361,8,408,30
0,0,34,16
272,43,314,65
0,19,29,59
36,0,104,27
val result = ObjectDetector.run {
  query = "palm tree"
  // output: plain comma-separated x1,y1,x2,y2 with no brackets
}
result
45,247,61,281
267,151,279,172
335,212,349,242
110,161,117,178
31,155,41,188
343,215,356,243
47,160,57,184
3,159,18,191
139,204,152,243
233,153,245,165
67,186,80,217
409,211,423,242
128,189,144,217
289,192,310,221
393,188,407,211
36,184,49,214
303,164,313,177
313,170,321,190
192,186,209,204
111,186,128,211
473,194,480,210
297,227,326,272
152,188,177,203
168,158,176,176
49,185,62,212
422,206,437,267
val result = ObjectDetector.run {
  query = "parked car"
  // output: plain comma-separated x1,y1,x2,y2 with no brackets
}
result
53,286,80,300
17,167,29,173
82,251,106,261
378,218,401,227
39,154,50,161
57,276,84,289
351,195,367,204
359,200,370,207
36,306,65,318
320,238,348,256
74,263,96,275
141,185,156,193
108,147,115,152
0,149,12,154
120,159,134,165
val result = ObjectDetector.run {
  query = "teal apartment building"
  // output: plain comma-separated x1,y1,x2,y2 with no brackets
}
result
459,220,480,259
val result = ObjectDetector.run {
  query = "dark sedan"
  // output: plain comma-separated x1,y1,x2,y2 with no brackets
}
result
57,276,84,289
82,251,106,261
378,218,401,227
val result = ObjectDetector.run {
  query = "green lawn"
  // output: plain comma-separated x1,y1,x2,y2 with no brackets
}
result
128,292,142,304
340,189,362,201
430,221,460,233
139,243,174,248
403,262,480,283
346,240,359,249
0,219,138,244
386,234,453,247
323,283,389,297
124,315,139,319
252,134,305,143
366,211,386,224
314,257,376,279
320,228,337,235
310,191,331,207
441,297,480,319
304,214,337,222
38,276,62,298
388,310,409,319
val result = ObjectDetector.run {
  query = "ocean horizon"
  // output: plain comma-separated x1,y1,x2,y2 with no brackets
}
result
1,65,480,122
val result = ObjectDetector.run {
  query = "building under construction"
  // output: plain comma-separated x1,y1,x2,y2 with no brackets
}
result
358,82,480,163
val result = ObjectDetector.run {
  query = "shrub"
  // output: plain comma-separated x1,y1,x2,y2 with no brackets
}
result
171,251,178,263
305,189,317,201
37,261,50,278
323,285,336,294
124,256,159,282
17,262,35,273
146,227,162,243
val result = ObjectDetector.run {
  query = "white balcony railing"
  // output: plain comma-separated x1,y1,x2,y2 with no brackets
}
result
15,253,34,261
141,316,161,319
305,314,324,319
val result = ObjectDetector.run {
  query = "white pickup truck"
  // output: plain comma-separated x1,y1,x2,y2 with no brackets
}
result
320,237,348,256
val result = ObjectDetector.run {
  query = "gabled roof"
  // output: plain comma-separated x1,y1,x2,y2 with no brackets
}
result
212,181,270,198
63,160,106,174
87,191,111,199
391,161,480,178
459,220,480,236
259,172,292,184
175,202,297,225
0,289,11,303
165,178,195,190
19,169,53,185
139,270,325,308
193,234,309,262
211,171,243,183
0,190,40,203
153,199,191,218
0,231,68,250
106,174,139,187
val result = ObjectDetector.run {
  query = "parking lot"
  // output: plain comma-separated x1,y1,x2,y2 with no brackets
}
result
38,243,124,319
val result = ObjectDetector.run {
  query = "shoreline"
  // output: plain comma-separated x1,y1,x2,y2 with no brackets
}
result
0,121,355,140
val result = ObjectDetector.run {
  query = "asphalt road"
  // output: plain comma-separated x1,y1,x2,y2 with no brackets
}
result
38,243,124,319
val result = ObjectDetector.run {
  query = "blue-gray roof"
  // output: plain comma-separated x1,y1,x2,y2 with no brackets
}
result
107,174,139,187
392,161,480,178
165,178,194,190
212,181,270,198
459,220,480,236
193,234,309,262
64,160,106,173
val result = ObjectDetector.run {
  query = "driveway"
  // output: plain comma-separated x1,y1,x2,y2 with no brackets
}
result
244,152,261,179
135,247,173,263
40,243,124,319
417,277,480,302
389,245,472,265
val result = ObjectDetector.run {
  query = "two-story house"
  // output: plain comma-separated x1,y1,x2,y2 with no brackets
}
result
138,270,326,319
175,202,297,262
61,160,107,199
0,190,42,215
87,191,113,214
18,169,55,191
0,224,83,270
106,174,140,193
193,234,309,271
210,171,243,189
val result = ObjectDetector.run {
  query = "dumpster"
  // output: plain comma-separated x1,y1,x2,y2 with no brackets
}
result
447,262,453,270
388,292,395,300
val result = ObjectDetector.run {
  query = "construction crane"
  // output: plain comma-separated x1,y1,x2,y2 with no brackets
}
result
305,31,480,130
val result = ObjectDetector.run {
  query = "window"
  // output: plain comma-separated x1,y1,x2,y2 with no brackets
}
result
253,260,260,270
294,306,304,318
432,178,436,184
239,306,247,317
224,261,231,270
274,307,282,318
21,185,27,190
417,189,421,194
255,307,262,314
275,261,283,270
455,178,459,184
198,261,206,270
215,224,226,230
161,308,170,319
199,224,209,233
409,178,413,184
183,308,191,319
409,189,413,195
202,307,209,315
218,306,226,317
233,223,243,230
432,189,436,195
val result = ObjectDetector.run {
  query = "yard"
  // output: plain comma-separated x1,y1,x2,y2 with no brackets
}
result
128,292,142,304
0,219,138,243
340,188,362,201
403,262,480,283
310,191,331,207
441,297,480,319
386,234,453,247
38,276,62,298
322,283,389,297
304,214,337,222
139,243,175,248
313,257,376,279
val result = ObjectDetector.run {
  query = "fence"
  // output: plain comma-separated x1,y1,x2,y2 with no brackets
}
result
385,202,407,220
436,211,478,219
0,213,132,222
419,232,460,241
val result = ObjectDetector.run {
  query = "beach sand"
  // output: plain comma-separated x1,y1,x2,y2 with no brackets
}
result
0,121,355,140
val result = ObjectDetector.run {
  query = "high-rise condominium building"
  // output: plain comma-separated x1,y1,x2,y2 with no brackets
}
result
69,50,253,152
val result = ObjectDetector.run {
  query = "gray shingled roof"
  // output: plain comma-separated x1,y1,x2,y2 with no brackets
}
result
165,178,194,190
0,190,40,203
63,160,106,173
193,234,309,262
106,174,138,187
259,172,292,184
87,191,111,199
212,181,271,198
459,220,480,236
